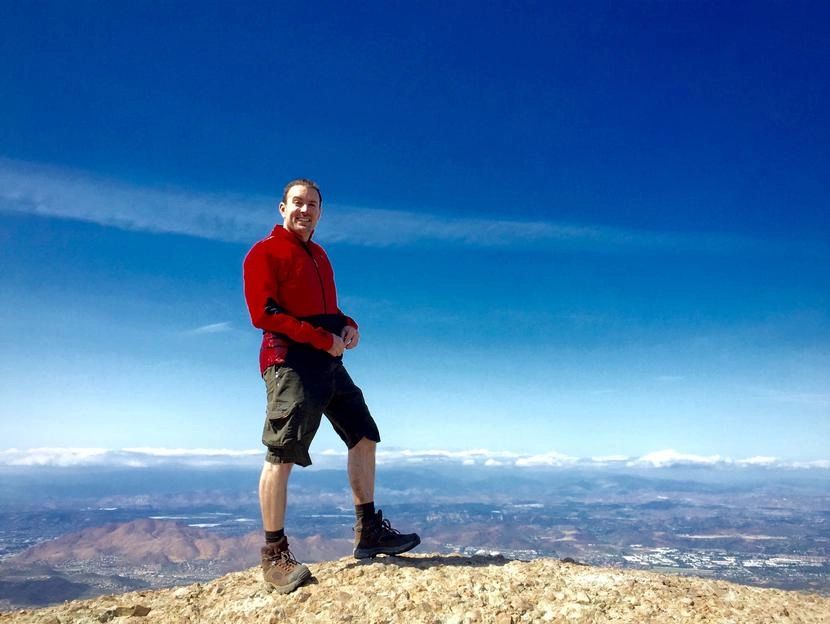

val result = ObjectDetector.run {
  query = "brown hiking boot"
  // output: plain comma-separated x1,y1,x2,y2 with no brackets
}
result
353,509,421,559
260,537,311,593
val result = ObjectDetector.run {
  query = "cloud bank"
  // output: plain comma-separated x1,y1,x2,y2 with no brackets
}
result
2,158,819,256
1,447,827,470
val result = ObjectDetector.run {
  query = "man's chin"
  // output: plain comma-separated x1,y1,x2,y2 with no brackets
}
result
287,224,314,239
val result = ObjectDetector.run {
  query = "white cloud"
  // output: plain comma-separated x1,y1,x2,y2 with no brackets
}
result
189,322,233,334
790,459,830,469
735,456,779,467
1,447,827,470
590,455,630,463
121,447,261,457
374,448,520,465
514,451,579,467
629,449,724,468
0,447,112,467
0,158,271,244
0,447,261,468
2,157,819,255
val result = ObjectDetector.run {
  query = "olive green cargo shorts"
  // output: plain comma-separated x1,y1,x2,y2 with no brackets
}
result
261,362,380,467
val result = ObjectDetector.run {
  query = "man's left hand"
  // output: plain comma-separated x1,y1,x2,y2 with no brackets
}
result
341,325,360,350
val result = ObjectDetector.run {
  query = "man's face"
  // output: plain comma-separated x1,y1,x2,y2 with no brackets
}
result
279,184,321,241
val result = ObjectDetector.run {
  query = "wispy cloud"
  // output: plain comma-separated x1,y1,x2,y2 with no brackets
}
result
189,322,233,334
1,447,828,470
320,206,778,255
0,158,271,244
3,158,822,255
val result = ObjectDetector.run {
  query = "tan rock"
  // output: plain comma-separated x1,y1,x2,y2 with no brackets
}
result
2,554,829,624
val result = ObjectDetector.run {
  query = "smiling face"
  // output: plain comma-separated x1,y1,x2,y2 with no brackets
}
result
279,184,322,241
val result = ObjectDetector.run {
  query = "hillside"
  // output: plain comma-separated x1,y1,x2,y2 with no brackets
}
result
2,553,828,624
11,518,351,568
0,519,353,611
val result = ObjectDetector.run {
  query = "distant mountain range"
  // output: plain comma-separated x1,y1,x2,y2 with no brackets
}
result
0,519,354,610
11,518,353,568
1,464,827,610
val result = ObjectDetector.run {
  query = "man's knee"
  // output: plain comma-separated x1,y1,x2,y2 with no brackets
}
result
261,460,294,482
350,437,376,453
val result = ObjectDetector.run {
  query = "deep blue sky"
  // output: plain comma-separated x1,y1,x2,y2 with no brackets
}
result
1,1,828,463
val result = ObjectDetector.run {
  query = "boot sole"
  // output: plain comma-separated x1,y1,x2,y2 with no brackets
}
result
353,535,421,559
263,567,312,594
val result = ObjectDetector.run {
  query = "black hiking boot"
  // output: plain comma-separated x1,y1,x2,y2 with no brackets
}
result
261,537,311,593
353,509,421,559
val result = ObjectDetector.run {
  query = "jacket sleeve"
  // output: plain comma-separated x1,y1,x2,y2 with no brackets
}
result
339,310,358,330
243,243,334,351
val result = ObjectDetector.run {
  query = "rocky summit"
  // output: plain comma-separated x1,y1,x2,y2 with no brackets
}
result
1,553,828,624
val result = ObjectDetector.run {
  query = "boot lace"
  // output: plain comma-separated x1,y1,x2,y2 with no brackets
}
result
371,510,401,537
378,517,400,536
267,546,300,571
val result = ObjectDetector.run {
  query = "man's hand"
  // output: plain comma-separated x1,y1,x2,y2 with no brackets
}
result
327,334,346,357
341,325,360,350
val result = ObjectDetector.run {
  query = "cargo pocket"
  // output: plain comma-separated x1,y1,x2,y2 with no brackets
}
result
262,367,304,445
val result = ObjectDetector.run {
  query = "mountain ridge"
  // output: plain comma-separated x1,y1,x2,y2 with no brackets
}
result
10,518,353,568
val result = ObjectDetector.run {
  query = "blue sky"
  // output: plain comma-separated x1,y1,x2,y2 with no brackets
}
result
1,1,828,463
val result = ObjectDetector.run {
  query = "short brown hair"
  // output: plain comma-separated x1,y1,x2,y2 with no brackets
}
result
281,178,322,207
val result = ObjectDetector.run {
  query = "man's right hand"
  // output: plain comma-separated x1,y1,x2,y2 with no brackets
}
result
326,333,346,357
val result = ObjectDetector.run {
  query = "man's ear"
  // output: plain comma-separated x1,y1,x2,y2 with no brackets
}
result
278,202,286,217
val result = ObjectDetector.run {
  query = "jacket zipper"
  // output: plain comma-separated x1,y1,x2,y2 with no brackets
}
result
302,243,328,314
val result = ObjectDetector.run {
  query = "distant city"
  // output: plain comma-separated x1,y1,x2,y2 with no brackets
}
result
0,464,828,610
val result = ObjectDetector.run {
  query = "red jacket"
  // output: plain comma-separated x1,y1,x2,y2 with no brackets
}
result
243,225,357,374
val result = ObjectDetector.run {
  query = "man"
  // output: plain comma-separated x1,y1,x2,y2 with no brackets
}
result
243,178,420,593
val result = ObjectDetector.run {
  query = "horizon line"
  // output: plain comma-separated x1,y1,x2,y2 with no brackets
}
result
0,447,828,471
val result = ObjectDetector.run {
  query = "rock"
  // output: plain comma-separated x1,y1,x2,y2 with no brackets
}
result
2,554,829,624
97,610,115,623
96,605,151,620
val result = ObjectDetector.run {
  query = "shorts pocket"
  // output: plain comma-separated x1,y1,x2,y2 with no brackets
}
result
264,367,296,410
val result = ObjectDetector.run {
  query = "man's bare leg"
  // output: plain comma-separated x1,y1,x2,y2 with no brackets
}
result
258,460,310,593
349,437,421,558
259,461,293,531
348,437,376,505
